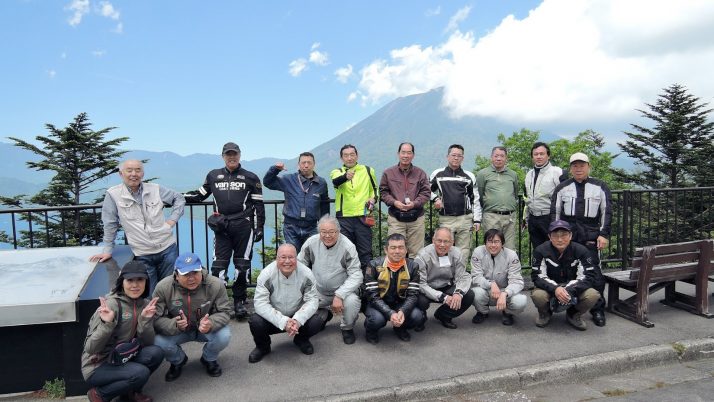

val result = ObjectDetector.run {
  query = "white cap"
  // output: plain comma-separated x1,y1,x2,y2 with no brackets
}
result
569,152,590,164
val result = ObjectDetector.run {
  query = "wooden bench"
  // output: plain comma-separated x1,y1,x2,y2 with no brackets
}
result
604,239,714,327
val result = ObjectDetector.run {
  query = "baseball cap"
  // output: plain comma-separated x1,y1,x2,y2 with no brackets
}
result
120,261,149,279
569,152,590,164
174,252,203,275
222,142,241,154
548,220,572,233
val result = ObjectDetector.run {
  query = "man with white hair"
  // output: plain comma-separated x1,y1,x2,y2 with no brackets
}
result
90,159,185,294
298,216,363,344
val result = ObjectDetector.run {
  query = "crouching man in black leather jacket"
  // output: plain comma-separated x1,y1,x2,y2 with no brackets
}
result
363,233,426,344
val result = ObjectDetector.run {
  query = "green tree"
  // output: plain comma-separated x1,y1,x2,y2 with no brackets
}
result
4,113,128,247
618,84,714,188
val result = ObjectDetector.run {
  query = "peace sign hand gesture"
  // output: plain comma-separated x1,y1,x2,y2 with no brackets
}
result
141,297,159,318
97,297,115,323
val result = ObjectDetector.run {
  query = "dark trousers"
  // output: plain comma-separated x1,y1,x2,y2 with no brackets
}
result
249,313,324,351
86,345,164,401
527,214,551,250
417,285,475,321
582,240,606,316
364,304,425,332
283,222,317,253
338,217,373,269
212,218,253,302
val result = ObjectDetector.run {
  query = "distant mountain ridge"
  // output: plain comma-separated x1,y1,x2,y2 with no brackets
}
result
1,87,633,200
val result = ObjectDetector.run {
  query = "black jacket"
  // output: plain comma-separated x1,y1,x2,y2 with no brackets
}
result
550,177,612,243
364,256,420,317
185,165,265,228
531,241,598,296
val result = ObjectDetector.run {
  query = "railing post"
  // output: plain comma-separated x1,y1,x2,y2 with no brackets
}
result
621,189,630,270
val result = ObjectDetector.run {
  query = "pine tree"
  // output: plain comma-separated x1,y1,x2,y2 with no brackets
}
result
618,84,714,188
5,113,128,247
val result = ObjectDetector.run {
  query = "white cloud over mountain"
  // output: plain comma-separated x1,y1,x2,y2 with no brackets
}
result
352,0,714,123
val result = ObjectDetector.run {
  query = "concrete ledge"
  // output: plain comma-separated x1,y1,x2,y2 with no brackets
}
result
302,337,713,402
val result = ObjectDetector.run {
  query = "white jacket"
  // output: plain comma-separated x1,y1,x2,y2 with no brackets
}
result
524,162,563,217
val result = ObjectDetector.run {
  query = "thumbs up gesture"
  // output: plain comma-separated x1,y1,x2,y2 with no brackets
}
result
198,314,212,334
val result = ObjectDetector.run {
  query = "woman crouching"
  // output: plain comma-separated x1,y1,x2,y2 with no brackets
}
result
81,261,164,402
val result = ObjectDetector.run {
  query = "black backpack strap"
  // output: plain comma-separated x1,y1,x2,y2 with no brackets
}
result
364,165,377,197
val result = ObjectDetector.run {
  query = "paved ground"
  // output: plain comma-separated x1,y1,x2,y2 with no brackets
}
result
4,284,714,401
444,356,714,401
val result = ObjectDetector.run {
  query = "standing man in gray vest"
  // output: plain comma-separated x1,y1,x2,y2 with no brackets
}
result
90,159,185,294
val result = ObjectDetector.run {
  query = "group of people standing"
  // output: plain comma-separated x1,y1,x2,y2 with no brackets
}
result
82,140,611,401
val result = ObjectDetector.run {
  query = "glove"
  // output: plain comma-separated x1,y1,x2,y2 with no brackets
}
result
253,228,264,243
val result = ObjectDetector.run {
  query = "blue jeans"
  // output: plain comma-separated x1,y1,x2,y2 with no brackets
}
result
86,345,164,401
154,326,231,364
134,242,178,294
283,222,317,252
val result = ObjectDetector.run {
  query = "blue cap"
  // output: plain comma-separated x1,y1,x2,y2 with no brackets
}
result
174,252,202,275
548,220,572,233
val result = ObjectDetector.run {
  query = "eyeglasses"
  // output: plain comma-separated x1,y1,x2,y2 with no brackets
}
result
486,239,502,245
320,230,339,236
434,239,452,245
277,255,296,261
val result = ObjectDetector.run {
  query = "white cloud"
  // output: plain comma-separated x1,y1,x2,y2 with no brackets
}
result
352,0,714,123
288,58,308,77
335,64,354,83
311,42,321,51
444,5,471,33
47,70,57,78
347,92,359,102
113,22,123,34
92,49,107,57
309,49,329,66
98,1,120,20
66,0,89,27
425,6,441,17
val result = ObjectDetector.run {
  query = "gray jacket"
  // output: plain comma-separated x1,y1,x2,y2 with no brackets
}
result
102,183,185,256
153,271,233,336
525,162,563,217
414,244,471,302
471,245,524,296
254,261,319,329
297,233,363,299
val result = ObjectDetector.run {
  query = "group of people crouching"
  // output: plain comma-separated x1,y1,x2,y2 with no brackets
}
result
82,214,602,402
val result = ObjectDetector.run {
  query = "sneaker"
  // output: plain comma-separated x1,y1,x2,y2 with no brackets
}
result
341,329,356,345
413,323,425,332
200,357,223,377
164,355,188,382
501,312,514,326
87,388,105,402
293,338,314,355
535,311,552,328
472,312,489,324
234,301,248,320
567,312,587,331
248,346,271,363
393,327,411,342
365,330,379,345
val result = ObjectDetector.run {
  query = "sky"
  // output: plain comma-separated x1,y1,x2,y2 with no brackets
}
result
2,0,713,160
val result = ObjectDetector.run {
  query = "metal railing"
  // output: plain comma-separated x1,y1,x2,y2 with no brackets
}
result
1,187,712,274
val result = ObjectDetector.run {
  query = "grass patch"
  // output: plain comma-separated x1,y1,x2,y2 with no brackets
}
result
602,389,628,397
671,342,686,357
41,378,65,399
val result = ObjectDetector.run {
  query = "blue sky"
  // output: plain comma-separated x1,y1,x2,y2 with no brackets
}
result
2,1,713,159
